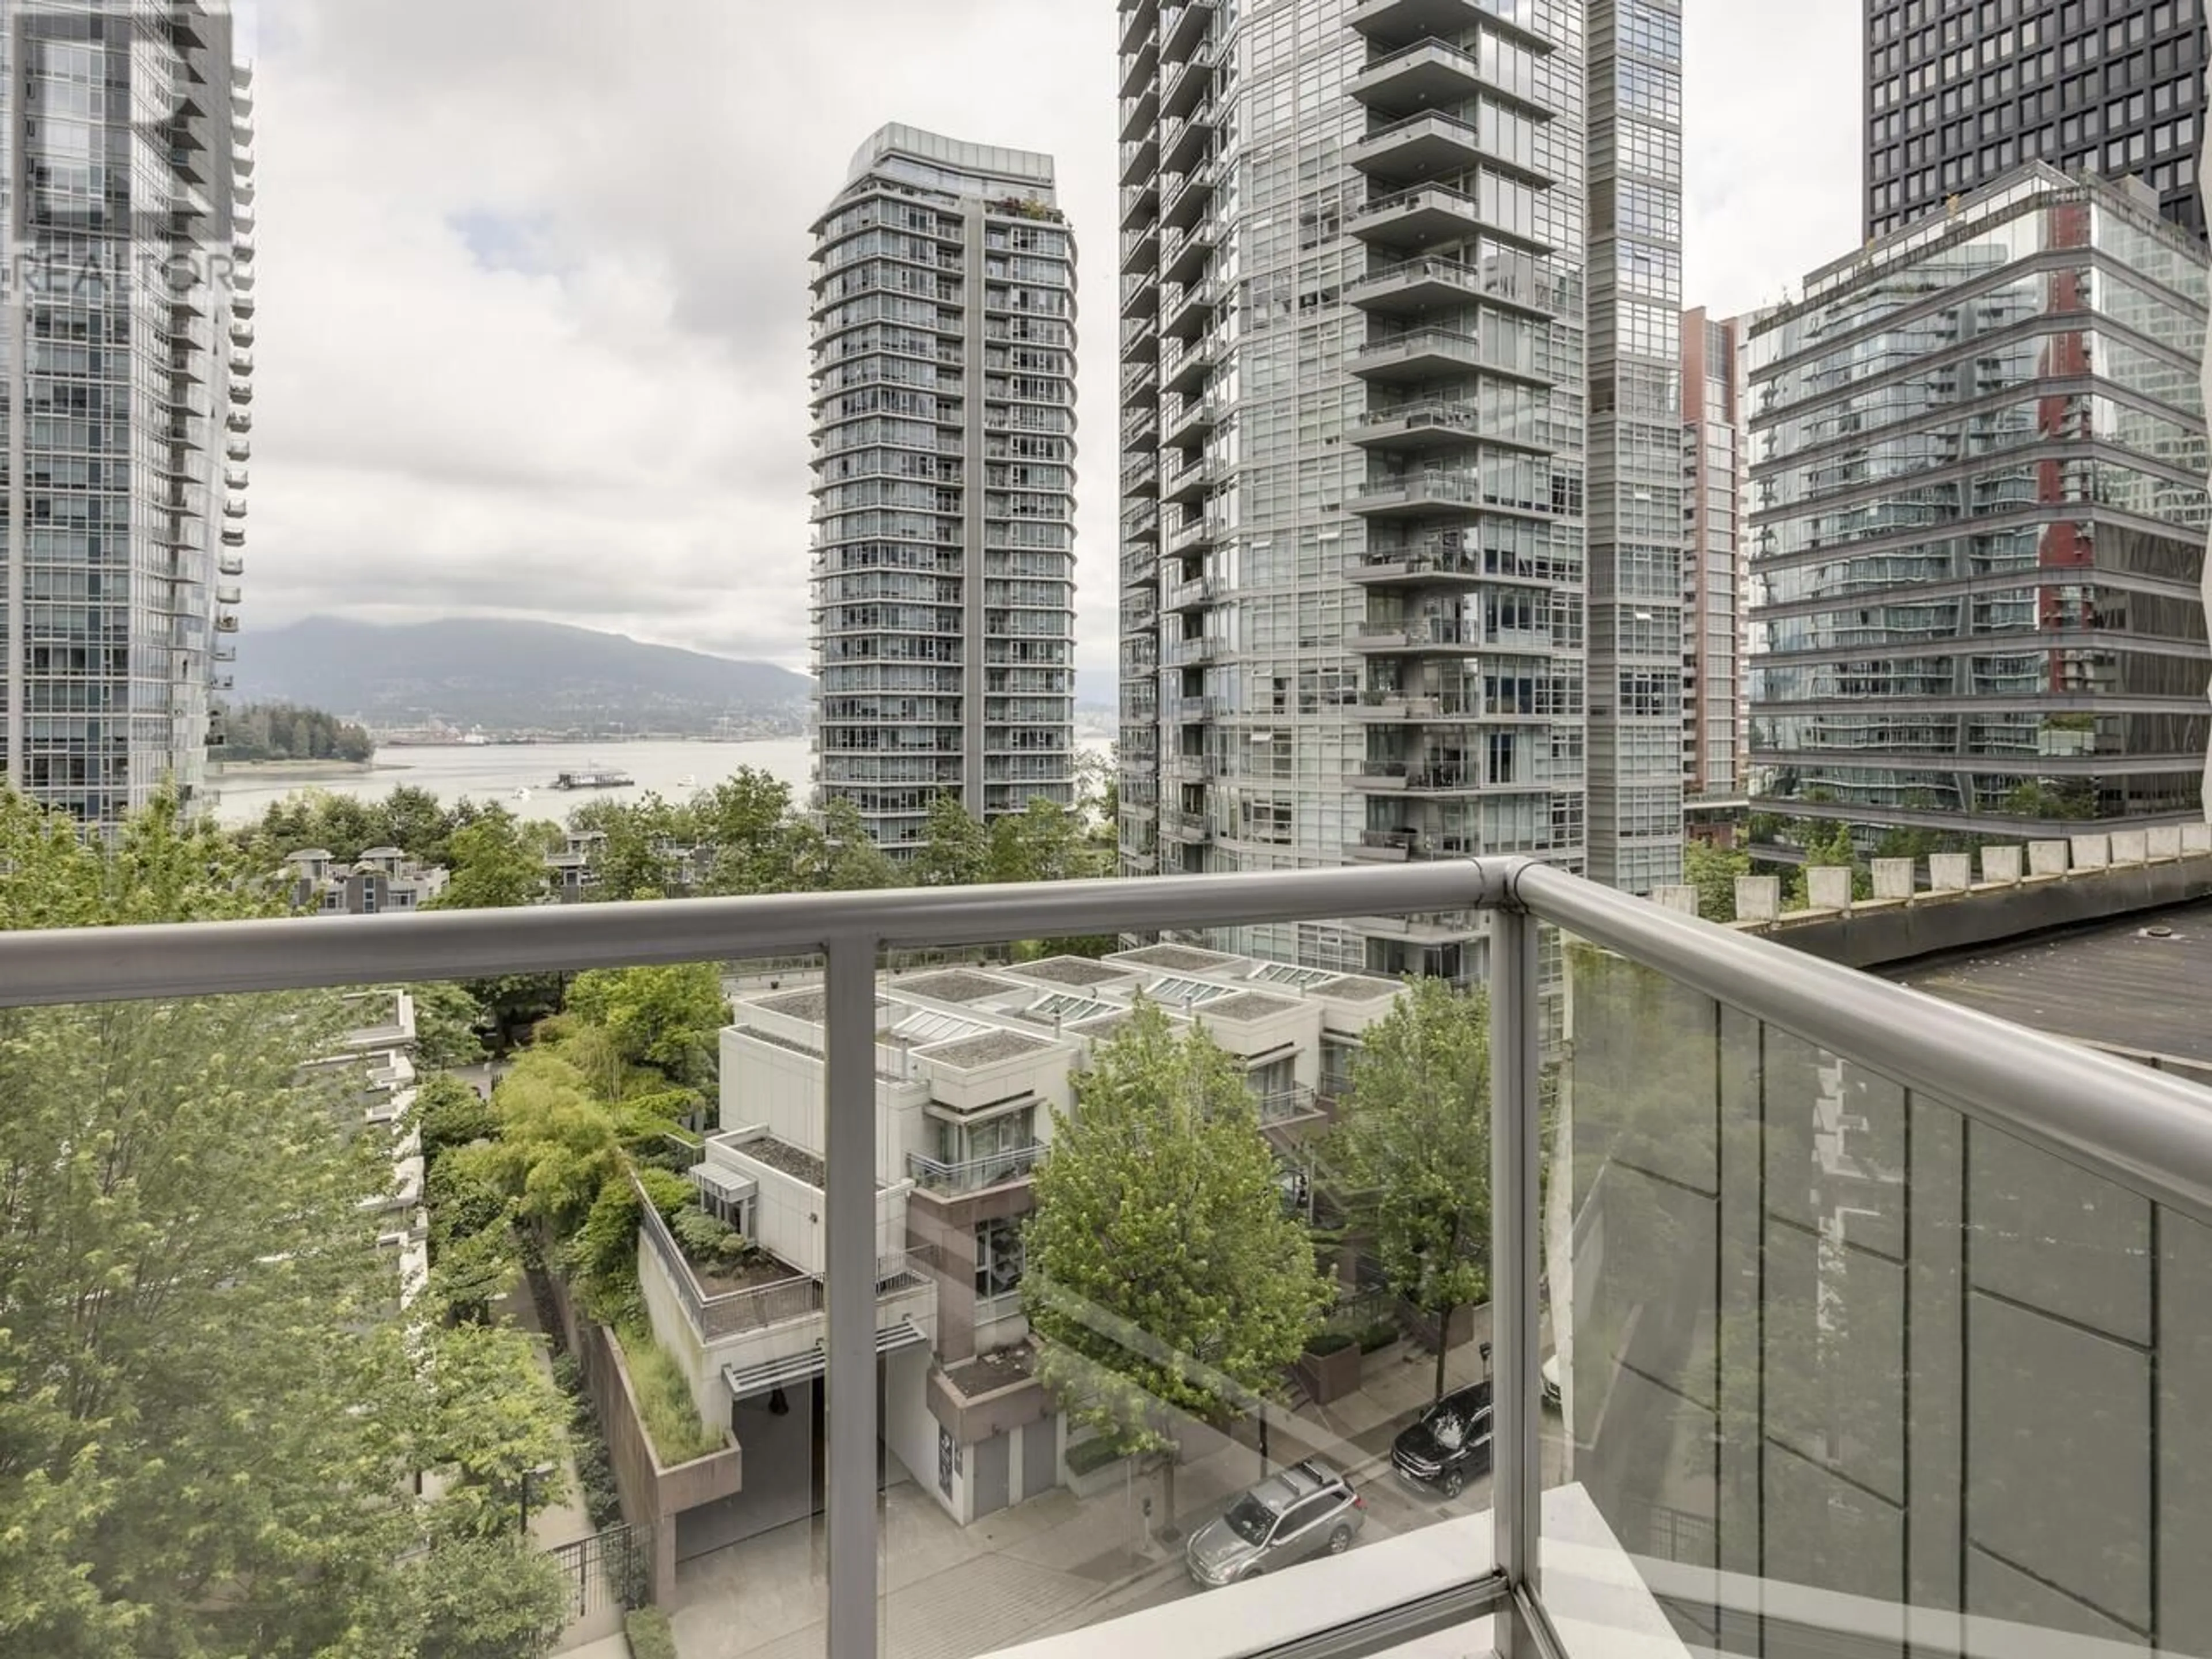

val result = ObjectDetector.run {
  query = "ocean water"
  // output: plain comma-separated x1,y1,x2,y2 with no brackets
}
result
212,738,817,825
211,736,1112,826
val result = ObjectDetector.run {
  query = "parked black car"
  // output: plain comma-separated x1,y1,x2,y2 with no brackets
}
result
1390,1380,1493,1498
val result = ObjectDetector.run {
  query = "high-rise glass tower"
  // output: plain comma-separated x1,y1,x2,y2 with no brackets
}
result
1116,0,1592,982
0,1,253,828
1748,165,2210,839
809,125,1077,857
1582,0,1685,892
1681,304,1747,841
1865,0,2208,243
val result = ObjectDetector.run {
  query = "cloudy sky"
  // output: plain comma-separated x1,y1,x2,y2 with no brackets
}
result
248,0,1861,692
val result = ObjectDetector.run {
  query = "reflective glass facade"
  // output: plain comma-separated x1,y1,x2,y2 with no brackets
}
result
1565,940,2212,1658
1585,0,1685,891
0,2,251,830
1748,167,2211,837
809,126,1077,855
1680,305,1747,822
1865,0,2209,243
1114,0,1593,982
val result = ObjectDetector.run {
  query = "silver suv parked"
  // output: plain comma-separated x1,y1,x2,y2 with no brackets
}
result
1185,1459,1367,1588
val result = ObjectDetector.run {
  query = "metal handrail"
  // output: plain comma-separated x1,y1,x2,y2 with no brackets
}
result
906,1144,1045,1194
1504,859,2212,1229
7,861,2201,1215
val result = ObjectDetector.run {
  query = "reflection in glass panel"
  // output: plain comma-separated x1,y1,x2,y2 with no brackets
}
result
1552,942,2212,1657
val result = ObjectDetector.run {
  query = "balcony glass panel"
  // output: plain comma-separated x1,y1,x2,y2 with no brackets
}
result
1550,939,2212,1659
859,912,1510,1654
7,850,2212,1659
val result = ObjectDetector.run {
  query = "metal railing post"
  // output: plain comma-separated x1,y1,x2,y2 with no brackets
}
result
1490,903,1543,1610
823,935,880,1659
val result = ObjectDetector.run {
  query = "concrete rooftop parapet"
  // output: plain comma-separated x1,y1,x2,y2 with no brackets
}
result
2147,825,2183,861
1806,866,1853,911
1736,876,1781,922
2111,829,2150,865
1726,837,2212,968
1653,885,1699,917
2186,822,2212,855
1872,858,1914,900
1929,853,1972,892
2073,834,2112,869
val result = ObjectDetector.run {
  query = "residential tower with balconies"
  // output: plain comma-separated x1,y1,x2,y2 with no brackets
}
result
1116,0,1593,986
809,125,1078,858
1,2,252,828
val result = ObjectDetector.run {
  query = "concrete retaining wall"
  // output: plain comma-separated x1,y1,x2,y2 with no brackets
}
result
537,1263,743,1606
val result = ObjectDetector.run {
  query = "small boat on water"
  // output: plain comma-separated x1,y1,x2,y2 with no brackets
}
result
551,768,636,791
676,774,698,790
513,787,532,802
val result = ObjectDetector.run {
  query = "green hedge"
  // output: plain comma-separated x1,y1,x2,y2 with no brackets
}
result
1355,1318,1400,1354
1065,1437,1128,1477
625,1605,677,1659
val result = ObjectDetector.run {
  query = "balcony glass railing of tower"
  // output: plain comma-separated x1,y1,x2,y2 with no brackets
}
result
6,859,2211,1659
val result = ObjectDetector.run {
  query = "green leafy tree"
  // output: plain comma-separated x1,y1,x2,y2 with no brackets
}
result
1683,839,1751,924
479,1051,626,1234
987,796,1084,885
434,808,551,911
423,808,563,1041
429,1142,514,1248
570,793,698,900
0,791,573,1659
695,768,809,896
407,1536,571,1659
912,791,991,888
1024,1001,1331,1533
219,700,374,763
412,1322,574,1540
426,1223,521,1327
417,1072,501,1167
1324,977,1493,1403
413,979,491,1070
819,796,899,891
1786,820,1869,907
380,785,462,864
568,1175,647,1324
567,963,728,1090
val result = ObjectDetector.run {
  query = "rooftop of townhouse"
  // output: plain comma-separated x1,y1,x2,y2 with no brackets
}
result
729,949,1408,1063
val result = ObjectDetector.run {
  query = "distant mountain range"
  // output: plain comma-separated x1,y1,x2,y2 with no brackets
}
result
230,617,810,735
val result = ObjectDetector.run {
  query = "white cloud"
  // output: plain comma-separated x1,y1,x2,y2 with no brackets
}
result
252,0,1866,688
1682,0,1863,319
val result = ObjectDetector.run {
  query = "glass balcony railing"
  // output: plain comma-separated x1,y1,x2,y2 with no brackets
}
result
3,860,2209,1659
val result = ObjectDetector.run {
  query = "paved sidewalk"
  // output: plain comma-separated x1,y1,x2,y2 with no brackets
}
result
501,1279,628,1652
668,1327,1539,1659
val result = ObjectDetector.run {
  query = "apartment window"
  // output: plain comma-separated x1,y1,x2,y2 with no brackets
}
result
974,1217,1025,1300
